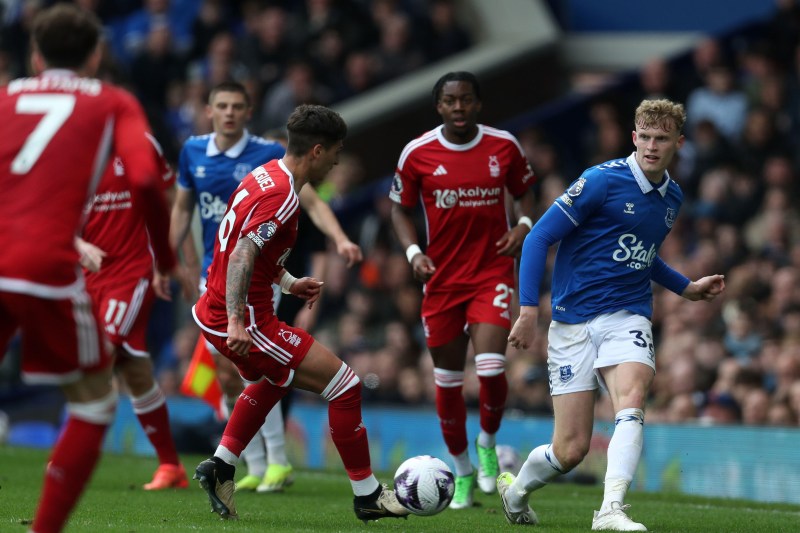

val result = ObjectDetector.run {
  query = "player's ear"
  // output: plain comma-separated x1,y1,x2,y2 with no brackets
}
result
30,48,45,75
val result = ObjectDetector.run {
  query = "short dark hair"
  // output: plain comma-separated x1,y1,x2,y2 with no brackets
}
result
208,80,250,106
32,4,102,69
432,71,481,106
286,105,347,155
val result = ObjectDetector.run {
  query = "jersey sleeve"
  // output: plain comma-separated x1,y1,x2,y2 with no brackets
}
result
177,142,193,190
242,188,297,251
389,144,420,207
553,170,607,227
505,137,536,197
145,132,175,190
112,87,176,271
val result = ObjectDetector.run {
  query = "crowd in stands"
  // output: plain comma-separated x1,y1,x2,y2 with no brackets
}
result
3,0,800,430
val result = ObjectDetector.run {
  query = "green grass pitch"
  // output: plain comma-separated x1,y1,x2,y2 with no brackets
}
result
2,446,799,532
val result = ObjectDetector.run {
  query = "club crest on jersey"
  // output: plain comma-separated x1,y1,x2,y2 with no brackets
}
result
488,155,500,177
665,208,676,228
567,178,586,197
559,365,573,383
389,172,403,202
258,221,278,241
234,163,252,182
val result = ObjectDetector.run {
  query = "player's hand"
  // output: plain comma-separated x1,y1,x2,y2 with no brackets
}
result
410,254,436,282
290,277,324,309
682,274,726,302
508,306,539,350
336,239,363,268
496,225,529,257
177,263,200,302
75,237,106,272
226,318,252,357
152,270,172,301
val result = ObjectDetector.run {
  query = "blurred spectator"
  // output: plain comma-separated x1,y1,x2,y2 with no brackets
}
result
686,62,749,142
420,0,472,62
260,58,332,131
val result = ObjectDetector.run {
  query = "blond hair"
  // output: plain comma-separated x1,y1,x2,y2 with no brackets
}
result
635,99,686,134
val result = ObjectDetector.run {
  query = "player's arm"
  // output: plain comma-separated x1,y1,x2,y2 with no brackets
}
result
508,204,573,350
651,256,725,302
298,184,362,267
169,186,201,300
390,202,436,282
273,267,324,310
497,186,537,257
226,237,258,356
114,93,176,274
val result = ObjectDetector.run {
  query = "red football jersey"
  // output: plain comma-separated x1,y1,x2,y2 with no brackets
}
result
83,133,175,283
195,159,299,329
390,124,535,292
0,70,174,296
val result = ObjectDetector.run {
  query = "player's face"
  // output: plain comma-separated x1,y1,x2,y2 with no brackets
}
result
207,91,251,139
436,81,481,142
632,120,684,182
309,141,343,186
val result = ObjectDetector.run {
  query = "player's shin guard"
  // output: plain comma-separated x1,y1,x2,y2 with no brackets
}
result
433,368,467,455
475,353,507,435
132,383,180,466
219,381,287,458
602,408,644,511
33,390,117,533
324,363,371,481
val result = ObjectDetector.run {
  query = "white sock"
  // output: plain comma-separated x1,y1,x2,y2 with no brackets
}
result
477,430,495,449
241,429,267,477
261,401,288,466
215,445,238,466
508,444,563,511
601,408,644,512
451,449,473,476
351,474,380,496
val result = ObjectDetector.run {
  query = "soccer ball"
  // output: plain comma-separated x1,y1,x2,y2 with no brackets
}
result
393,455,455,516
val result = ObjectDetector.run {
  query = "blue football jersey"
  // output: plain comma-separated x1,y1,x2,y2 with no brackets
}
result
548,154,683,323
177,131,285,275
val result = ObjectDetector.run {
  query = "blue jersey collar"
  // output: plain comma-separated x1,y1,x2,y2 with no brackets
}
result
626,153,671,197
206,130,250,158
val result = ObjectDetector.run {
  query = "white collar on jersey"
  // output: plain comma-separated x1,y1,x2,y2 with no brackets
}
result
434,124,484,151
626,153,671,197
206,129,250,158
277,158,296,189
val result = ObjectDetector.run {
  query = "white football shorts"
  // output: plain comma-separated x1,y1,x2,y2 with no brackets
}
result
547,309,656,396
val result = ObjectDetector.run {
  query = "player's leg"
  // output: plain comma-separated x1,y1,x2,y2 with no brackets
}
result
291,340,409,523
468,320,510,494
591,312,655,532
102,279,187,490
423,291,475,509
500,319,597,526
116,350,188,489
7,292,118,533
256,402,294,493
214,353,267,491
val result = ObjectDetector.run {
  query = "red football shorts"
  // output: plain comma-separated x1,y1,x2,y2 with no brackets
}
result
87,276,155,356
0,290,110,385
198,309,313,387
421,278,514,348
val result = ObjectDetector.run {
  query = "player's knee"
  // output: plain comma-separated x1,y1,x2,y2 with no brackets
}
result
552,439,589,471
321,362,360,403
66,389,118,425
475,353,506,377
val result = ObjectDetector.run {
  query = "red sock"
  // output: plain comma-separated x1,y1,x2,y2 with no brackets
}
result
133,387,179,466
32,417,108,533
220,381,286,456
435,384,467,455
478,373,507,435
328,382,372,480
